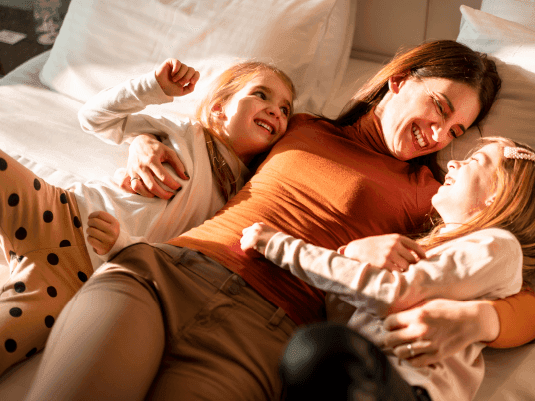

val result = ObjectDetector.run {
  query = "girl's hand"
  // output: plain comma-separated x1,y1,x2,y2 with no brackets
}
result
339,234,426,272
86,211,121,255
383,299,500,367
155,58,200,97
120,133,189,199
240,223,279,257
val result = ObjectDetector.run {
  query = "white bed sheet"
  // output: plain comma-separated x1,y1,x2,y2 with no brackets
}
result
1,52,535,401
0,51,131,398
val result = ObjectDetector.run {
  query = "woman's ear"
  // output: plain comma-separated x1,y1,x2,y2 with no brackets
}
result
388,73,409,94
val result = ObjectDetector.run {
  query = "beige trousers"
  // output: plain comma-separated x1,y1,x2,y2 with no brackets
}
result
0,149,93,376
26,243,297,401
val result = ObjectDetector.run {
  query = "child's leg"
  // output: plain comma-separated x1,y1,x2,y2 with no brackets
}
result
0,150,93,376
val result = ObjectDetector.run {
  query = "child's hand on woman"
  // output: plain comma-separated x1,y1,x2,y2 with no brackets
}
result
86,211,121,255
155,58,200,97
338,234,426,272
241,223,279,257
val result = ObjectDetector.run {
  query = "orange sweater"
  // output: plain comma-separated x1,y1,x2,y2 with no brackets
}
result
487,289,535,347
169,113,439,325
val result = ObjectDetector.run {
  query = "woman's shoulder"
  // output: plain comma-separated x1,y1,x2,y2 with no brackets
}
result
288,113,317,126
287,113,345,138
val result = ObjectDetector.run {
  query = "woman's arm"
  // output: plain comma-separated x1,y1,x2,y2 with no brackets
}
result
381,299,499,367
381,290,535,366
117,133,186,199
486,289,535,348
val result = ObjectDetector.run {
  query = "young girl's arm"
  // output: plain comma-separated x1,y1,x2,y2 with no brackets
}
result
241,223,523,318
78,59,199,145
86,211,151,261
86,211,120,256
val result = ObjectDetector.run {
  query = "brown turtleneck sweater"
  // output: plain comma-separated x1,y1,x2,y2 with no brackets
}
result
168,112,440,325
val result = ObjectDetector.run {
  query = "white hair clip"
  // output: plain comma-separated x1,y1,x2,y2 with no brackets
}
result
504,147,535,162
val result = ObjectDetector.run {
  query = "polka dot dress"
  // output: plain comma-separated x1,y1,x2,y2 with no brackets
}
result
0,150,93,376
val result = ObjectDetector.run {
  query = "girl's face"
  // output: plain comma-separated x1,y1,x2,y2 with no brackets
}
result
216,70,293,165
432,142,504,229
375,75,481,161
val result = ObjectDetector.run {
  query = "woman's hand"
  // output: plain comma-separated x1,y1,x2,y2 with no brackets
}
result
155,58,200,97
383,299,500,367
119,133,189,199
240,223,280,257
340,234,426,272
86,211,121,255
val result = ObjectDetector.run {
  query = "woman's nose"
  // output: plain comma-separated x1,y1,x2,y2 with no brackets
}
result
431,125,448,144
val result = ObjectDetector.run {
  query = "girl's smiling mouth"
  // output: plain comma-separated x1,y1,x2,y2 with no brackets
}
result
255,119,274,134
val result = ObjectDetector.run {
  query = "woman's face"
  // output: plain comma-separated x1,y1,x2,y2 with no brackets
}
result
375,75,481,161
432,142,504,229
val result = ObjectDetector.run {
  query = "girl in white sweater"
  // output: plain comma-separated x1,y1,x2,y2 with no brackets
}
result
0,58,294,376
241,137,535,401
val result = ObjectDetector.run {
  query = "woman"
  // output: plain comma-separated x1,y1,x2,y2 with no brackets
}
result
241,138,535,401
25,40,500,401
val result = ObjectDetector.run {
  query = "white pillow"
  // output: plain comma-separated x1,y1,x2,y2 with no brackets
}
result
480,0,535,30
40,0,355,115
437,5,535,167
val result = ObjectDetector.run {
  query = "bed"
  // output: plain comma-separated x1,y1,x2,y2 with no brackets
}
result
1,0,535,399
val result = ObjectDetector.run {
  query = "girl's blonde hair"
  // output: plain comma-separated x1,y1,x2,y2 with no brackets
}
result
418,137,535,285
196,62,296,202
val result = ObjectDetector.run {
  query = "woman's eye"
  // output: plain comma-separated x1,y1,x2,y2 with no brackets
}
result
281,107,289,117
433,98,445,116
253,91,266,100
449,128,458,139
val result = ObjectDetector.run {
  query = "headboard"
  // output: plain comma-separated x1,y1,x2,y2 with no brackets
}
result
351,0,483,62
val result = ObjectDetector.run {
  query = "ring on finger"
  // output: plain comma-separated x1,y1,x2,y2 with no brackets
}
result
130,177,141,184
407,343,415,358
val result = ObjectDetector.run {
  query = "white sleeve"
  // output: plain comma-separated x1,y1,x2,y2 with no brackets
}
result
78,71,174,145
97,228,149,262
264,229,523,317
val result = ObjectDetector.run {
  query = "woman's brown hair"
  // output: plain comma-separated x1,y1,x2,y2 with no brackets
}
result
196,62,296,202
418,137,535,285
322,40,501,181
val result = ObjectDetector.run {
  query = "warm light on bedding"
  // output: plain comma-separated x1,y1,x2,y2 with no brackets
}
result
1,0,535,400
